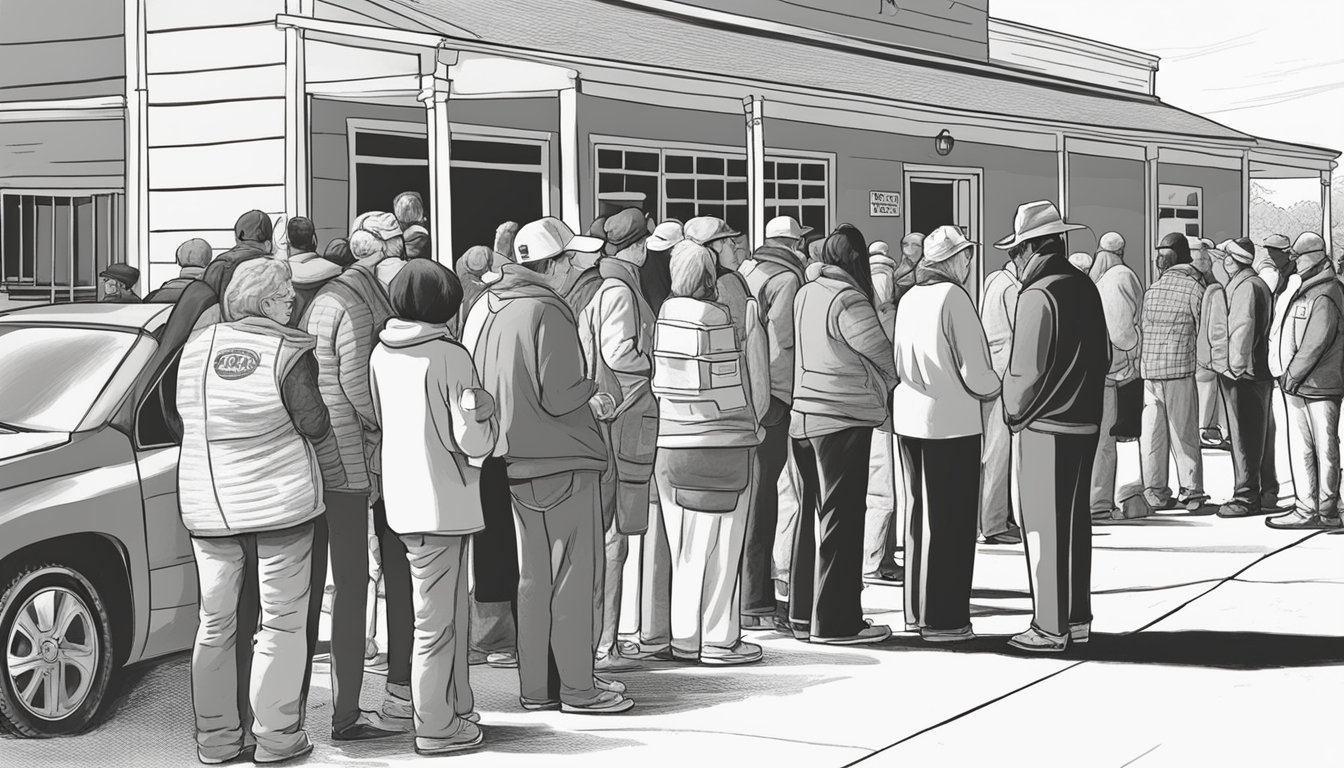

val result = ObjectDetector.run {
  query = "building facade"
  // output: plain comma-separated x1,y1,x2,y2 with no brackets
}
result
1,0,1337,300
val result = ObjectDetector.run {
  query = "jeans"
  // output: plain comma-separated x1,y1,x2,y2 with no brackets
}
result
401,534,473,740
191,523,313,762
1140,377,1204,502
510,470,601,706
789,428,872,639
1014,430,1097,639
901,435,981,631
656,451,750,654
979,399,1016,537
1221,378,1279,508
742,400,791,616
1284,394,1342,517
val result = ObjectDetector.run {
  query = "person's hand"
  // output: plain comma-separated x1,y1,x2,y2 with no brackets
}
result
589,392,617,421
461,387,496,422
1282,375,1301,396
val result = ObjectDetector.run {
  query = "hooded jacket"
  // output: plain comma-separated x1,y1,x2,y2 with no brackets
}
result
791,263,898,438
1278,259,1344,398
287,251,342,327
739,243,807,405
460,264,607,480
1090,251,1143,384
203,211,273,300
1003,248,1110,434
370,319,498,535
1223,264,1273,381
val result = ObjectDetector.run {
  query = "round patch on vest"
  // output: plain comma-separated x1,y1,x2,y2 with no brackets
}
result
213,348,261,380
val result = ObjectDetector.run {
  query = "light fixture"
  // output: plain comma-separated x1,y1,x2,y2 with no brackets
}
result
935,129,955,157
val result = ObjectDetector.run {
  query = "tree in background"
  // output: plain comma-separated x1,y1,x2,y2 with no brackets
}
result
1249,175,1343,262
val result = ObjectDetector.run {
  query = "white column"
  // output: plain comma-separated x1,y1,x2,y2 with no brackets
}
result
123,0,148,293
283,0,309,220
420,52,455,266
1240,151,1251,235
1143,145,1159,285
1322,170,1334,255
743,95,766,252
1057,133,1068,214
559,80,580,231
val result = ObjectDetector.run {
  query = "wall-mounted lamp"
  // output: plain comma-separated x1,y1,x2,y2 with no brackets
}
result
935,129,955,157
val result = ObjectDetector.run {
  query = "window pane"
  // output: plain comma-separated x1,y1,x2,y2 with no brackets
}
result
665,179,695,200
764,161,777,179
764,182,776,199
626,151,660,173
1176,209,1198,219
778,205,799,220
1186,224,1200,236
599,173,625,193
801,163,826,181
777,184,799,200
355,132,428,160
0,326,136,432
1159,207,1176,219
726,181,747,201
2,195,19,281
666,154,693,174
802,185,826,200
726,205,748,234
775,163,798,180
801,205,827,233
696,179,725,200
598,148,623,169
666,202,696,222
452,140,542,166
625,175,660,217
727,159,747,177
1186,192,1200,207
698,204,725,220
765,206,779,221
696,156,724,175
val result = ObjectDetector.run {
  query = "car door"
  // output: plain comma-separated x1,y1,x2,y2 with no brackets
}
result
133,351,198,658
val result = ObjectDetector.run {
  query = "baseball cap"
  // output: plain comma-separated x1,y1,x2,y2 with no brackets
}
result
764,215,812,241
684,216,740,246
1291,232,1327,257
647,221,685,251
604,208,649,253
514,217,604,264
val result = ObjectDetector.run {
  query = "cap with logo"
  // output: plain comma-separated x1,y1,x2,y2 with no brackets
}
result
514,217,605,264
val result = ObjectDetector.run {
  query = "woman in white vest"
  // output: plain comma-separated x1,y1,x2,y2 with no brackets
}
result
651,240,769,666
369,259,499,755
177,257,344,765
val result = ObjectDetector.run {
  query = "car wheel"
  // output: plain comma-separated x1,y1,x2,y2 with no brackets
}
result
0,564,115,737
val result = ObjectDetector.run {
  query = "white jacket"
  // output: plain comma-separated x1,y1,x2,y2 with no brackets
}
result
980,262,1020,376
370,319,498,535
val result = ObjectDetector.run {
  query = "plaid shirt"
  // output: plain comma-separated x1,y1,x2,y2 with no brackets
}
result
1141,264,1204,380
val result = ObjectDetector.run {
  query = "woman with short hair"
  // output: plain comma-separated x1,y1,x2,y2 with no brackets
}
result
370,259,498,756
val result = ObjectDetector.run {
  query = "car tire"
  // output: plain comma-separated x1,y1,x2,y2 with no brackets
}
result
0,563,115,737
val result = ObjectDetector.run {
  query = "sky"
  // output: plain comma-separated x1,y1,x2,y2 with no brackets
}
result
993,0,1344,206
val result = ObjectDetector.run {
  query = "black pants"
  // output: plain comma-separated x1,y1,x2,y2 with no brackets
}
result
371,496,413,690
788,427,872,639
473,457,520,603
741,398,791,616
900,435,981,631
1221,377,1279,507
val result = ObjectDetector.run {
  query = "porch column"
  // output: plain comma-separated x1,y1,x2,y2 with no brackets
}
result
559,78,580,231
1143,145,1159,285
1322,170,1334,254
420,51,456,266
1240,151,1251,235
743,95,766,252
123,0,148,294
283,0,310,219
1056,133,1069,215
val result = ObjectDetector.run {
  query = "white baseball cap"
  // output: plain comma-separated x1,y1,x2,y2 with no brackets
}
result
513,217,604,264
764,215,812,241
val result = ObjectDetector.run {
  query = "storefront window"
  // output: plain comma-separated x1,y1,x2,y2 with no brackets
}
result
1158,184,1202,238
0,193,120,303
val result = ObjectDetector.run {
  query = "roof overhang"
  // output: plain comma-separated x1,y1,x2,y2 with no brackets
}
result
1249,138,1339,180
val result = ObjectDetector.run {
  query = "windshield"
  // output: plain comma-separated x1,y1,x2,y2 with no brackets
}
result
0,325,138,433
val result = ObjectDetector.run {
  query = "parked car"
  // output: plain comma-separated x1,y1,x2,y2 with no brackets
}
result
0,303,197,736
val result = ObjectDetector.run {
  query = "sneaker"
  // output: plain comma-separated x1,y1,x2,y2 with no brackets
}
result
520,697,560,711
1217,501,1258,518
197,745,254,765
1178,494,1209,512
486,650,518,668
862,567,904,585
333,711,407,741
1008,627,1068,653
813,622,892,646
655,647,700,662
1266,510,1343,530
622,639,672,660
981,528,1022,545
253,741,314,765
594,651,641,673
461,711,481,723
1069,621,1091,644
920,625,975,643
561,690,635,714
700,641,763,666
1091,508,1117,520
467,649,489,666
904,622,920,633
1261,497,1293,514
594,675,626,694
1143,490,1175,510
415,720,483,756
741,614,777,631
379,693,414,721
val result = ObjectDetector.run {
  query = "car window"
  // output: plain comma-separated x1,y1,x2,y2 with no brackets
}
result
0,326,137,433
136,353,183,449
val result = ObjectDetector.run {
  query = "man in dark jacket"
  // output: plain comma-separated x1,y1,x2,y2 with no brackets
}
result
147,238,212,303
100,264,141,303
737,215,809,629
204,210,274,300
1216,238,1280,518
1268,233,1344,531
998,201,1109,653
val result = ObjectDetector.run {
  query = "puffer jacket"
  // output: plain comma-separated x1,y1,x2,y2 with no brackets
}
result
302,260,393,491
739,244,807,404
1278,260,1344,399
791,263,898,438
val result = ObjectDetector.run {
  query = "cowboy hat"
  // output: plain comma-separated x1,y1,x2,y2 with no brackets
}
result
993,201,1085,250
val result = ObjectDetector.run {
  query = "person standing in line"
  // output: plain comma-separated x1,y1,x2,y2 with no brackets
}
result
641,220,683,313
649,240,769,664
861,239,903,585
977,240,1025,546
1215,238,1281,518
359,212,408,291
99,264,142,304
1193,238,1231,449
370,260,498,755
177,258,343,765
284,216,341,326
868,240,899,338
394,191,430,258
204,210,275,300
736,215,810,630
998,201,1109,653
491,221,520,276
1088,232,1144,520
453,246,493,338
1267,233,1344,531
1068,251,1095,273
460,216,634,714
788,225,898,645
323,238,355,270
894,226,1002,643
303,227,411,740
147,238,212,303
1259,233,1297,297
1138,232,1208,511
581,208,659,672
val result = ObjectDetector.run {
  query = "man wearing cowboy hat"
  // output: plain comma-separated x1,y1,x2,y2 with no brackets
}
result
998,201,1109,653
1267,233,1344,531
1216,238,1282,518
1138,232,1209,512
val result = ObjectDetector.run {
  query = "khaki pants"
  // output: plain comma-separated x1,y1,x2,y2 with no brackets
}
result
401,534,473,740
979,399,1016,537
1090,383,1122,514
1196,366,1226,435
1140,377,1204,502
1285,394,1342,516
191,523,313,762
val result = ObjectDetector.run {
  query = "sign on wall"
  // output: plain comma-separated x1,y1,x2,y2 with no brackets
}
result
870,191,902,217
